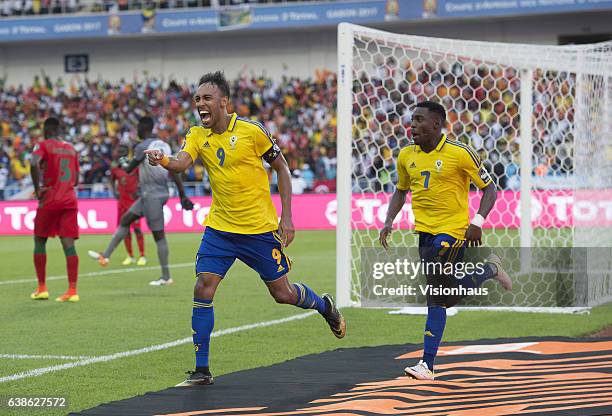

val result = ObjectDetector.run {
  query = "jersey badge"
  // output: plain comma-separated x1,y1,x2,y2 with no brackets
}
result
435,159,443,172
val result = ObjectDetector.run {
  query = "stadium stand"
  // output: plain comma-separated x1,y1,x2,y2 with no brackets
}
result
0,70,337,199
0,61,575,199
0,0,316,17
352,60,575,193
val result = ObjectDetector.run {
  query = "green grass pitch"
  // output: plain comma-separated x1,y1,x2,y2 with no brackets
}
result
1,230,611,415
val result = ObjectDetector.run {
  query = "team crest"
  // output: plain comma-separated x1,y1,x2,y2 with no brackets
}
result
435,159,443,172
229,135,238,150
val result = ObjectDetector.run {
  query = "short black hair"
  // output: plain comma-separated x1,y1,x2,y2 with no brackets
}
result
416,100,446,124
198,71,230,97
44,117,60,130
138,116,154,132
44,117,61,138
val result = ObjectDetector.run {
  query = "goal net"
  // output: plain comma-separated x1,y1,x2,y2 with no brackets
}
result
336,23,612,309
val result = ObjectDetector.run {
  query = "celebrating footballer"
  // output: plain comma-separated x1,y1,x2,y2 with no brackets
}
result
145,71,346,387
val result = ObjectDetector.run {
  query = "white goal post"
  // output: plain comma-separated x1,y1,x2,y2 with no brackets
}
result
336,23,612,309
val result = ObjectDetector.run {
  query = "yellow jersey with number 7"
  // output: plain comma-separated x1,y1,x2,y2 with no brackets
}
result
396,134,493,239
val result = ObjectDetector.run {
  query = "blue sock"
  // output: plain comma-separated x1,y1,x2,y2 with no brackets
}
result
192,298,214,369
422,306,446,372
292,283,327,314
457,263,496,290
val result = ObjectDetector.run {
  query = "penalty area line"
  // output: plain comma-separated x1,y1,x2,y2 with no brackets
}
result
0,311,317,384
0,262,194,286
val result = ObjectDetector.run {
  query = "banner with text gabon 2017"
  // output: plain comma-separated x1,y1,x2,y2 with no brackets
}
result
0,190,610,235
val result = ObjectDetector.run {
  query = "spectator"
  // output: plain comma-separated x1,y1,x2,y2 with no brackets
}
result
301,163,314,190
506,153,519,190
67,0,78,13
40,0,50,13
1,0,12,16
11,152,30,181
534,155,551,176
291,169,307,195
23,0,33,14
0,163,8,200
12,0,23,15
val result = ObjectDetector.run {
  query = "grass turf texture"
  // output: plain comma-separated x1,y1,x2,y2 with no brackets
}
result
0,230,611,415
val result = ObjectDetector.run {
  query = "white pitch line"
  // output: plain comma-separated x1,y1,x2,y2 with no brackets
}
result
0,262,194,285
0,354,94,360
0,311,317,384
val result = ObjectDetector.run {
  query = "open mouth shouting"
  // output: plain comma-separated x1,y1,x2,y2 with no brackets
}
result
199,109,212,125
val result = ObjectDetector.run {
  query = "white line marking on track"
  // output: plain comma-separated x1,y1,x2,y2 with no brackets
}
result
0,311,317,383
0,262,194,285
0,354,93,360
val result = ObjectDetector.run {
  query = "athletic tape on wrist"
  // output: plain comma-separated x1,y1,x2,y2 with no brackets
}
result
471,213,485,228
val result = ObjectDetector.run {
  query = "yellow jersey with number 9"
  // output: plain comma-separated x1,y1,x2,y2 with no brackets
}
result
396,134,493,239
181,113,279,234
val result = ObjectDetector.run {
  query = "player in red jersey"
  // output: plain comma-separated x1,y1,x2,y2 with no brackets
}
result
30,117,81,302
110,145,146,266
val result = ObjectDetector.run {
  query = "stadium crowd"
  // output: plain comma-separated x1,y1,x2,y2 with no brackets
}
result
352,55,575,192
0,70,337,199
0,61,574,200
0,0,314,17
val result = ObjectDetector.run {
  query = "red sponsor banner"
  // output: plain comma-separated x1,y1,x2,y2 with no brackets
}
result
0,195,336,235
354,190,612,229
0,190,611,235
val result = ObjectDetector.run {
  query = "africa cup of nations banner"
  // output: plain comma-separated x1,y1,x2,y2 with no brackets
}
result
0,190,611,235
3,0,612,42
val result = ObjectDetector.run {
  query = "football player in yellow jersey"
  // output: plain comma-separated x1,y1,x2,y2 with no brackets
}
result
144,71,346,387
379,101,512,381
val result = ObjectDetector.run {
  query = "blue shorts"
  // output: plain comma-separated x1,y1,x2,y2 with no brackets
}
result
195,227,292,282
418,232,466,307
418,232,466,265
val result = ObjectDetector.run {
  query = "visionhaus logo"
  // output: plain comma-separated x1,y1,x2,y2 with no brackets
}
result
372,282,489,297
369,258,489,298
360,246,612,308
